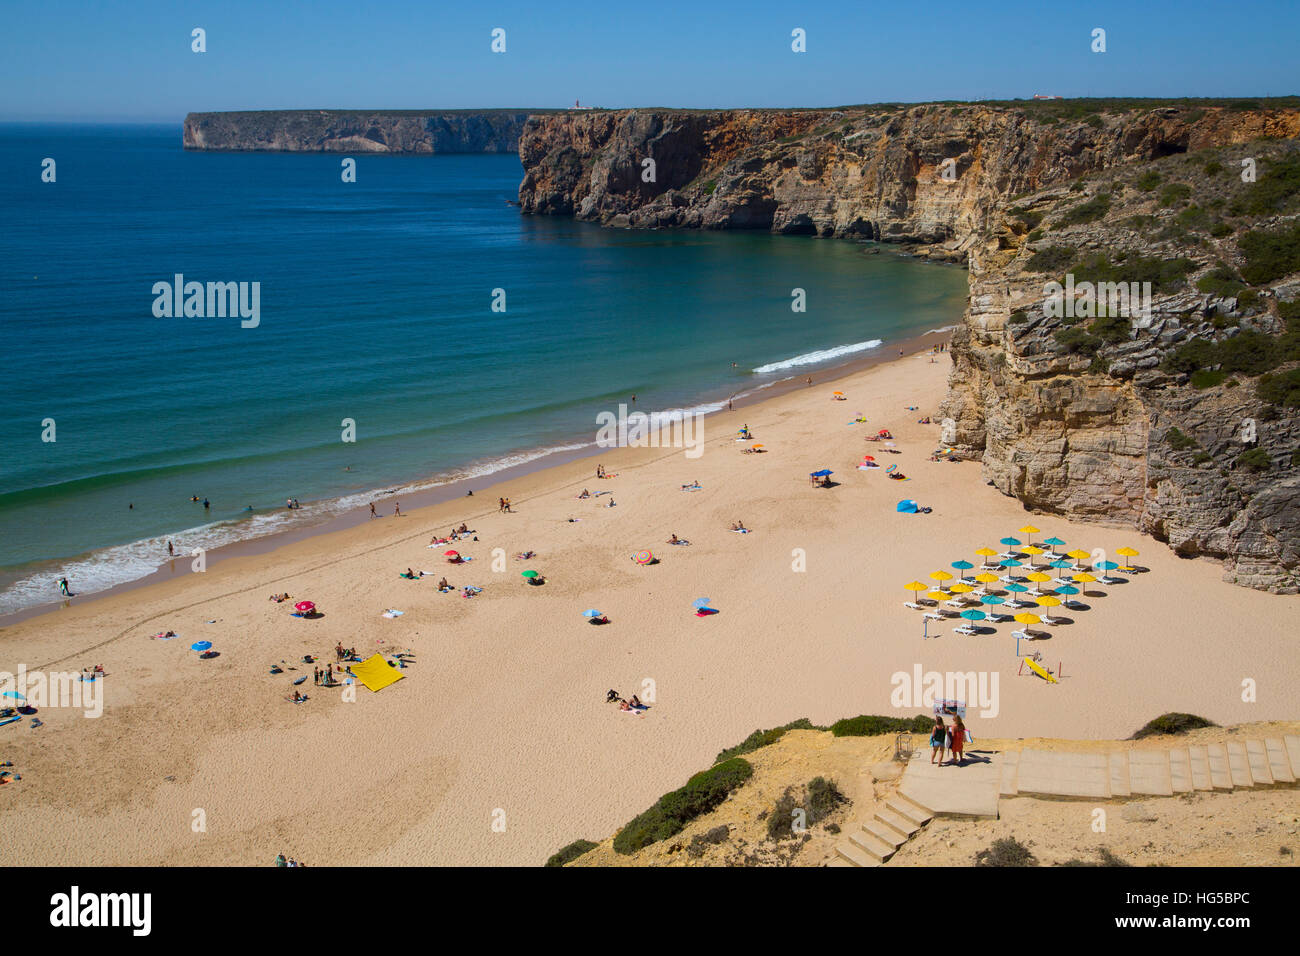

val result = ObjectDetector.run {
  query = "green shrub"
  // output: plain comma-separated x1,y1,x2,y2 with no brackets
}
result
612,758,753,854
1177,205,1211,232
1158,183,1193,207
1136,170,1162,192
1190,369,1227,389
1192,451,1213,465
1240,155,1300,216
1165,427,1198,450
829,714,932,737
1237,288,1259,308
1131,713,1216,739
545,839,599,867
1071,251,1194,293
1258,368,1300,407
686,825,731,858
1025,244,1077,273
1209,222,1233,237
1027,228,1044,242
1055,326,1103,356
976,837,1038,867
1009,310,1030,324
1236,448,1272,472
1009,206,1044,230
1058,192,1111,226
1195,263,1245,297
1240,221,1300,284
1089,312,1133,344
765,777,848,841
1203,160,1224,176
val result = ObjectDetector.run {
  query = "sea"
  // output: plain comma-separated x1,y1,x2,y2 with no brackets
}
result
0,123,968,616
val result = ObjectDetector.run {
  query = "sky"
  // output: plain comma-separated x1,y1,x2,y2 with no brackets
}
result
2,0,1298,122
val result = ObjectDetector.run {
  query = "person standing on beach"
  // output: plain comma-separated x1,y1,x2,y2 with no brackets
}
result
929,715,947,765
805,376,812,387
58,577,70,596
167,541,174,556
948,715,967,766
394,501,401,517
369,502,377,518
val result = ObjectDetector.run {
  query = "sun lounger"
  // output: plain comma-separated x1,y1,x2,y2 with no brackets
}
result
923,612,944,622
1011,629,1034,642
954,625,979,636
903,602,924,611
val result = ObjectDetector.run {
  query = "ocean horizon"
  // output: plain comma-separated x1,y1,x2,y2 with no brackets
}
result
0,123,967,616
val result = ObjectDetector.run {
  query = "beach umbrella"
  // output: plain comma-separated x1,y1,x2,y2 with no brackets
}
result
1072,573,1097,589
582,609,602,618
1014,612,1041,627
751,443,764,449
1115,546,1140,570
975,547,998,557
974,572,1000,584
980,594,1005,606
904,581,928,598
960,609,987,621
692,598,713,609
1019,525,1040,545
1049,558,1074,577
443,550,460,558
1035,595,1062,620
926,591,950,602
2,691,25,701
861,455,875,462
951,560,975,581
520,570,539,578
999,559,1023,569
896,500,920,513
810,469,833,477
1026,571,1051,583
949,582,974,593
833,391,844,396
1094,559,1119,571
999,537,1022,550
1066,548,1090,562
1053,583,1080,596
929,571,953,588
1041,536,1066,553
190,641,212,652
632,550,654,565
1021,545,1045,567
293,601,315,614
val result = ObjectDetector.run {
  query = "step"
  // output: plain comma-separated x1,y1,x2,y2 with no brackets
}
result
1128,750,1173,797
864,819,907,848
1244,740,1274,786
1205,744,1234,790
999,750,1020,796
1285,736,1300,778
886,794,933,826
1225,741,1254,788
827,857,855,867
1264,738,1295,784
835,841,879,867
873,808,919,840
1168,748,1193,794
1186,746,1214,791
849,829,898,863
1109,751,1131,798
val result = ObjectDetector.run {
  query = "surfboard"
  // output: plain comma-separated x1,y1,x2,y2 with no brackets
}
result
292,676,307,685
1024,657,1057,683
0,716,22,727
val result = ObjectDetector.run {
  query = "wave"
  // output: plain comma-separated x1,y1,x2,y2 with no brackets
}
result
752,340,883,374
923,325,960,334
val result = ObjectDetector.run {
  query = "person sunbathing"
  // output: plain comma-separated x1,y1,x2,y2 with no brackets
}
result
528,573,546,586
667,533,680,545
457,524,469,534
291,690,306,702
888,472,908,480
629,695,643,708
730,521,747,531
578,489,590,498
588,614,610,625
681,481,701,490
437,577,452,591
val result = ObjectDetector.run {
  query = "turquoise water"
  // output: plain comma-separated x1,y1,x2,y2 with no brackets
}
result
0,124,967,614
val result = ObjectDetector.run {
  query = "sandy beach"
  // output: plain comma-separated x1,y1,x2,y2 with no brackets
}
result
2,350,1296,867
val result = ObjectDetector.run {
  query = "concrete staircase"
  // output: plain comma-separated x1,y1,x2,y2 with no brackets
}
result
831,734,1299,867
1001,735,1300,800
833,793,934,867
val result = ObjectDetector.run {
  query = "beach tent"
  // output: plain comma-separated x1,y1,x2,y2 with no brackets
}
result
351,654,406,693
896,499,919,513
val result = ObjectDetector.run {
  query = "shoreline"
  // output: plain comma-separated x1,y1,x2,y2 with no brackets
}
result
0,326,958,630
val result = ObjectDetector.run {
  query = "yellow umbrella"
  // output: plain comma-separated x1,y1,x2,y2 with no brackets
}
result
1026,571,1051,582
1014,612,1041,626
1035,595,1062,620
926,591,950,602
1021,544,1045,567
1073,572,1097,585
949,583,974,594
974,572,999,584
1116,546,1140,570
974,547,998,557
833,391,844,396
1019,525,1040,545
929,571,954,585
1066,548,1090,560
904,581,928,597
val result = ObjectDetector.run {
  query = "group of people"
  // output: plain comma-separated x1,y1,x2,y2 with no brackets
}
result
368,501,402,518
605,689,646,712
313,663,338,686
497,497,513,513
928,714,970,766
274,854,306,867
285,498,301,510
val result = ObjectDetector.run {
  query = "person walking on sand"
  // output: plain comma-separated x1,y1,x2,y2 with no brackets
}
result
930,715,947,765
369,502,377,518
805,376,812,387
948,715,967,766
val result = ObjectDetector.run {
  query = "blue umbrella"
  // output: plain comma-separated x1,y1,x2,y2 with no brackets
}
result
951,560,974,570
1042,536,1066,550
1000,537,1022,548
810,469,833,477
999,559,1023,568
2,690,25,700
980,594,1006,605
896,499,919,513
692,598,713,609
1004,582,1029,593
582,609,602,618
191,641,212,652
1095,560,1120,571
960,609,987,621
1053,584,1080,596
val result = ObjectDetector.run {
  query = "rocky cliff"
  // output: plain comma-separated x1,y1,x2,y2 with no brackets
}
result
183,109,541,153
517,102,1300,590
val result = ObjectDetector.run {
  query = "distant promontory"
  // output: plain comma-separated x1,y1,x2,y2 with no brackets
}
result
182,109,554,153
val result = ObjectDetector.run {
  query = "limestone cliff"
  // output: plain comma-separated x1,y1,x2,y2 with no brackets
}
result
517,103,1300,590
183,109,541,153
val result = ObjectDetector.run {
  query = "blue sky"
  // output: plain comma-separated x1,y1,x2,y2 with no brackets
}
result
3,0,1297,122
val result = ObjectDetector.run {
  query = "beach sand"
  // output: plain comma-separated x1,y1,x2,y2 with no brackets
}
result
1,351,1296,866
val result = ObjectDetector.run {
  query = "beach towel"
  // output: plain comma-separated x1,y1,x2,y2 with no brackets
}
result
382,609,404,618
731,529,750,534
351,654,406,693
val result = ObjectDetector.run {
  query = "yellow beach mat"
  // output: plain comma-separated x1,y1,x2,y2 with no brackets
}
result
351,653,405,692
